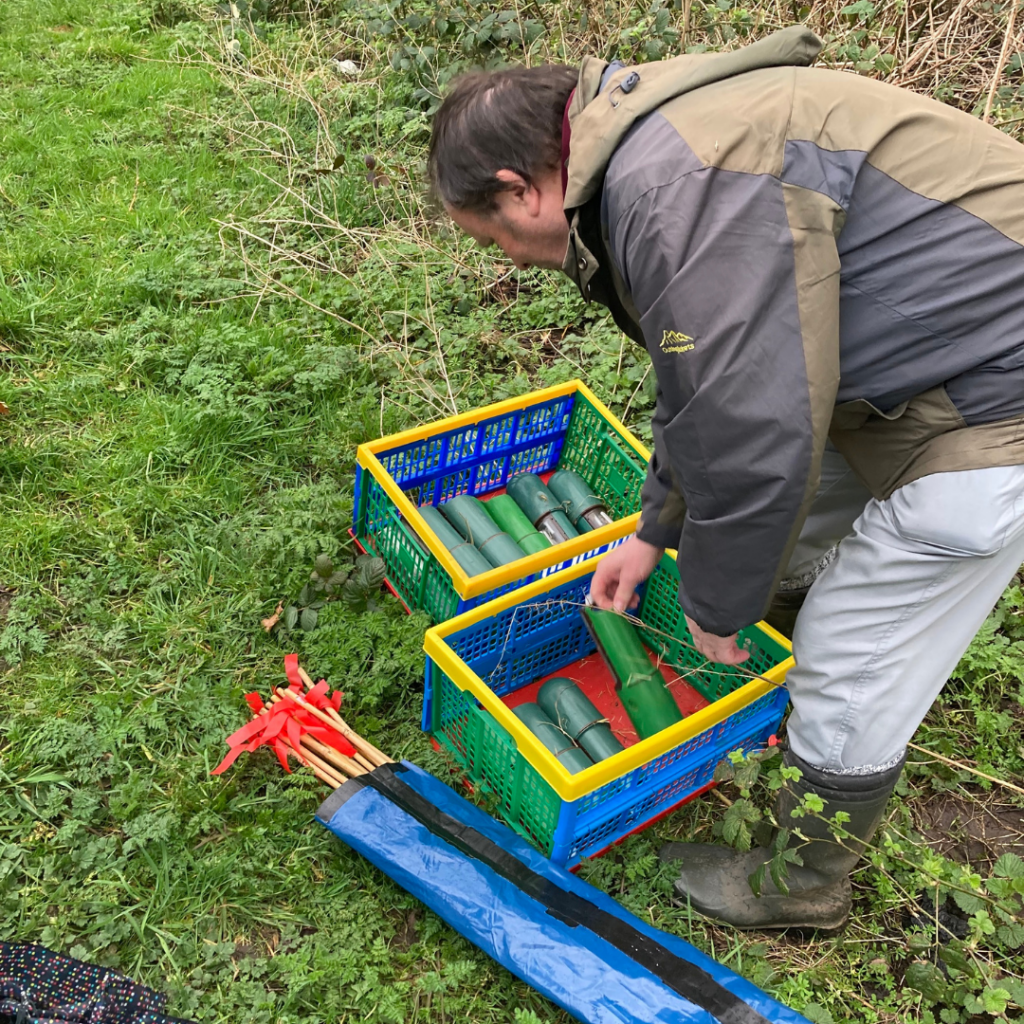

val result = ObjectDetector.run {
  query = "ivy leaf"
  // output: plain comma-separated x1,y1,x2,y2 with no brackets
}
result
905,961,947,1002
300,607,318,631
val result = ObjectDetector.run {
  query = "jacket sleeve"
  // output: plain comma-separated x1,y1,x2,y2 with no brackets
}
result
607,164,841,636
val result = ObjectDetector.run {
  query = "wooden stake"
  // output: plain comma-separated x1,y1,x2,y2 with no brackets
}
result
295,666,391,766
300,733,367,778
268,692,377,772
277,686,392,767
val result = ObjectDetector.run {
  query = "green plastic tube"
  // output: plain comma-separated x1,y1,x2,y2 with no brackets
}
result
441,495,526,568
416,505,493,577
582,607,683,741
547,469,614,533
485,495,551,555
537,677,624,762
505,474,579,545
514,703,593,774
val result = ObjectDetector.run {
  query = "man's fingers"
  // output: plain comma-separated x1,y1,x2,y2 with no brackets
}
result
588,563,618,609
612,574,639,613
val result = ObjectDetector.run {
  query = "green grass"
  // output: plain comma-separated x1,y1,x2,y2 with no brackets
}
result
1,1,1023,1022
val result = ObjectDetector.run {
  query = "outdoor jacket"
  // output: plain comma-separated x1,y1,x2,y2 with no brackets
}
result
561,27,1024,636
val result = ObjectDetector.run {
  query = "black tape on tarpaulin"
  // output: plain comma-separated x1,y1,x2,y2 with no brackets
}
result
316,762,811,1024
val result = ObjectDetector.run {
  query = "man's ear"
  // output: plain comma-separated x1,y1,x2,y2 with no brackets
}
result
494,169,539,214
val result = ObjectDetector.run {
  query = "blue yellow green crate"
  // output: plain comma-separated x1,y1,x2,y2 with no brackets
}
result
422,553,794,868
353,381,649,623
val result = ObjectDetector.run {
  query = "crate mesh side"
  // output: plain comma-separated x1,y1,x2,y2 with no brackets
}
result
558,396,647,520
568,722,779,862
638,558,791,703
432,666,562,854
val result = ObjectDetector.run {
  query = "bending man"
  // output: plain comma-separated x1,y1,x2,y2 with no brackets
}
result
427,28,1024,930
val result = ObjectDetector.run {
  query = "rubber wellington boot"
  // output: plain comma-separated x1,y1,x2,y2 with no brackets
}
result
660,749,904,931
763,586,808,639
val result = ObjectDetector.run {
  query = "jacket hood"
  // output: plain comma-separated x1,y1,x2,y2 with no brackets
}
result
563,26,823,210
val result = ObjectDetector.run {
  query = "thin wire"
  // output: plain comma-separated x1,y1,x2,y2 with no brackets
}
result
484,595,787,695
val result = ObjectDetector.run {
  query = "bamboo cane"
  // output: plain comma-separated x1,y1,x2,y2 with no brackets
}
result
277,686,392,767
294,666,392,767
301,733,368,777
268,692,376,772
251,702,348,786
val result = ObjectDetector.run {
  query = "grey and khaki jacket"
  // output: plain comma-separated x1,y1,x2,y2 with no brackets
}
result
561,27,1024,636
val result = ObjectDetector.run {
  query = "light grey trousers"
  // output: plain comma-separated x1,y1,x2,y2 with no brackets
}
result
781,446,1024,774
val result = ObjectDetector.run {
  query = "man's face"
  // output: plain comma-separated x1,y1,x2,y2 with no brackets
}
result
446,169,570,272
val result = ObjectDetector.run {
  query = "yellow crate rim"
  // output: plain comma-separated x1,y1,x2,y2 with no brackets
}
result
424,551,794,802
356,381,650,600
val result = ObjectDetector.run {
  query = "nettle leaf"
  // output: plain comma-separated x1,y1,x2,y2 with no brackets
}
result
721,799,761,851
1003,978,1024,1007
748,862,767,898
997,921,1024,948
905,961,948,1002
768,850,791,896
994,853,1024,879
355,554,386,590
938,942,978,977
733,759,762,794
980,986,1011,1016
951,888,985,915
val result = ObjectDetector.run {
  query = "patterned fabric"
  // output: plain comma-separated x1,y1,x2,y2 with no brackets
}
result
0,944,193,1024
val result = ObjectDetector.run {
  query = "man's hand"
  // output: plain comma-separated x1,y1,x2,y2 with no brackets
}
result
685,614,749,666
589,536,664,612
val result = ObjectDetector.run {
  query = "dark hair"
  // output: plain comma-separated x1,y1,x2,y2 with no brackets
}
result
428,65,577,213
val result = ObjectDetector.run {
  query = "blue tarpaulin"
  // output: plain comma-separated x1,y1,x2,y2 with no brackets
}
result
316,761,811,1024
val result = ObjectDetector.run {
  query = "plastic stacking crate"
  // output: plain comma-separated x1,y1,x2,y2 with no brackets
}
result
422,553,794,868
353,381,649,623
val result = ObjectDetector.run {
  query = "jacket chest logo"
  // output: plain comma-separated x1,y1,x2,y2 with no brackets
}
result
660,330,695,354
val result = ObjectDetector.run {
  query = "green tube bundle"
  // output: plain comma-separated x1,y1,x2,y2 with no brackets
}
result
537,677,624,763
547,470,614,534
416,505,493,577
505,474,579,546
514,703,593,774
582,607,683,741
441,495,526,568
486,495,551,555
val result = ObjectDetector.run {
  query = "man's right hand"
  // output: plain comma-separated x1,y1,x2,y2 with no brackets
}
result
589,535,664,613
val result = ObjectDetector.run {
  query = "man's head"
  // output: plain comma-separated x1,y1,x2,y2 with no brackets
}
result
428,65,576,270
